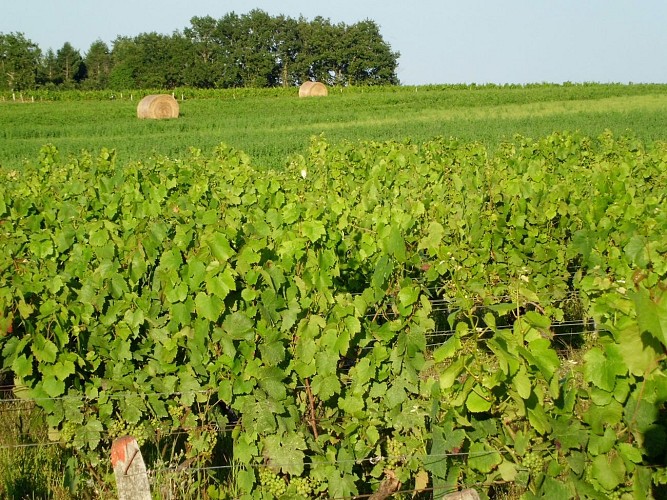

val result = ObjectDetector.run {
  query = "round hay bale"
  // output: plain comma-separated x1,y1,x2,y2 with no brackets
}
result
299,81,328,97
137,94,179,119
298,81,315,97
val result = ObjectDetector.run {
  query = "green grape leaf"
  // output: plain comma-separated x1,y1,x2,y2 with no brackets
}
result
207,231,236,261
583,346,626,392
371,254,393,290
498,460,518,481
311,373,340,401
591,453,625,491
263,433,306,476
383,225,406,262
385,382,407,409
195,292,224,321
74,417,104,450
540,477,573,500
466,387,492,413
418,221,445,255
12,354,33,378
616,443,643,465
432,335,460,362
467,442,501,473
120,394,146,425
42,376,65,397
302,220,326,243
33,335,57,364
222,312,254,341
512,367,532,400
630,288,667,348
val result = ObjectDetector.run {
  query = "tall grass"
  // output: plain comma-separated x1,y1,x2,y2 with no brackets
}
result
0,401,74,499
1,84,667,170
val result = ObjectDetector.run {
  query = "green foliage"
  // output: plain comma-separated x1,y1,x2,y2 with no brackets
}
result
0,32,42,91
1,132,666,497
1,11,399,91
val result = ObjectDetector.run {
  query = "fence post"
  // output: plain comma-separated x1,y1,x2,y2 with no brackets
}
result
111,436,152,500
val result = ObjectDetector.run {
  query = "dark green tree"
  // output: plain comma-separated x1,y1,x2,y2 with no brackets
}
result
214,12,245,87
236,10,280,87
272,15,303,87
0,32,41,91
165,32,191,88
296,17,339,85
55,42,86,87
339,20,400,85
20,11,400,90
183,15,225,88
109,32,189,89
38,49,58,87
84,40,111,89
109,36,140,89
132,32,172,88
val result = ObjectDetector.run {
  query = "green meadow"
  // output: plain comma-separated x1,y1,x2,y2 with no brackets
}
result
2,83,667,170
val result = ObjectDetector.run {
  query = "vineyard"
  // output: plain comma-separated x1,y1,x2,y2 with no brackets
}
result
1,130,667,498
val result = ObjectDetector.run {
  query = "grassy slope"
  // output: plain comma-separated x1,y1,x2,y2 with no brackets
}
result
1,84,667,170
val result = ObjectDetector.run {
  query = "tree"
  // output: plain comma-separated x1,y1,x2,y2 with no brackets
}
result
38,49,58,87
109,36,139,89
55,42,86,87
130,33,169,88
184,15,224,88
237,9,280,87
1,12,399,91
84,40,111,89
339,20,400,86
0,32,41,91
296,17,340,86
272,15,303,87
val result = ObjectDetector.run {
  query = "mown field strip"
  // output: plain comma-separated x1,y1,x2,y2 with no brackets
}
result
274,94,667,134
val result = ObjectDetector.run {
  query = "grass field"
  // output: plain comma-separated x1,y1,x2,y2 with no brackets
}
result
2,83,667,170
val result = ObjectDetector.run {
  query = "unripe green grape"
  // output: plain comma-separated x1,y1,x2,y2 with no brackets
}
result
386,437,404,468
521,451,544,475
259,468,287,497
290,476,312,497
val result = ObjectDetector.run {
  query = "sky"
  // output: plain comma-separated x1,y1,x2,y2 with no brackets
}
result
1,0,666,86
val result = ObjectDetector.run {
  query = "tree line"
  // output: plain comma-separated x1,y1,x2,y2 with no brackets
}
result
0,10,400,91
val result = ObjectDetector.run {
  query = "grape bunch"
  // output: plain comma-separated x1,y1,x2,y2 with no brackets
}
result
259,467,287,497
59,421,77,443
521,451,545,475
290,476,313,498
107,419,154,446
168,404,185,423
107,418,126,438
386,437,405,468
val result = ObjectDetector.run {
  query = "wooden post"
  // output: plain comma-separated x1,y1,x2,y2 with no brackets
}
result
111,436,152,500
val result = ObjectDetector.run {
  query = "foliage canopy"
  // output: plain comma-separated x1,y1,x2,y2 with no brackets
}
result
0,11,400,91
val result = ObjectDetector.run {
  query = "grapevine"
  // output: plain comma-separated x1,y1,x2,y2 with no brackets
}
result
0,132,666,499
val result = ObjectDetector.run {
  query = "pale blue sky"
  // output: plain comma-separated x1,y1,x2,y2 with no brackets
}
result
2,0,666,85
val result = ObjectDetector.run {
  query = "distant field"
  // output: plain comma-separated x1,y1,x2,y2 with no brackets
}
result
1,83,667,169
